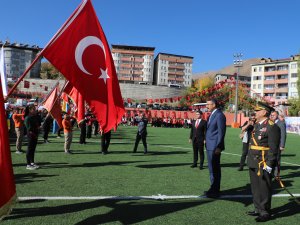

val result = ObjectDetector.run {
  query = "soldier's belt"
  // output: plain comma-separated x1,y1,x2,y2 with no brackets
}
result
250,146,270,151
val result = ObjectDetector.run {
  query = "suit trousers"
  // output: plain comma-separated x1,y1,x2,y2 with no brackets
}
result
101,132,111,153
206,150,221,192
192,140,204,166
249,168,272,216
239,142,249,167
133,133,147,152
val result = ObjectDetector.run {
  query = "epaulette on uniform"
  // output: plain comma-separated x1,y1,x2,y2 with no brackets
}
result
268,120,274,126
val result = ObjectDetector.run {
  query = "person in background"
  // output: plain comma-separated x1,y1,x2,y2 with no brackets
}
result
79,118,87,144
189,111,207,170
204,98,226,198
62,114,73,154
42,111,53,143
270,110,287,178
247,102,280,222
133,113,148,154
100,128,111,155
238,113,256,171
24,104,41,170
12,107,25,154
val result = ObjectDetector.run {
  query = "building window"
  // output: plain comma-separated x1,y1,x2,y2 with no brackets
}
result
291,73,298,78
259,67,262,72
291,82,297,87
253,84,256,89
291,63,297,69
253,76,261,80
258,84,262,89
253,67,257,72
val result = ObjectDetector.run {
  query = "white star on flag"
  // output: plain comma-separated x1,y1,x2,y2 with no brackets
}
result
99,68,110,84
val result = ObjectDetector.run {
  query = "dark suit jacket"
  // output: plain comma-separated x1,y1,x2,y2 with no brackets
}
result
190,119,207,142
276,120,286,148
205,109,226,151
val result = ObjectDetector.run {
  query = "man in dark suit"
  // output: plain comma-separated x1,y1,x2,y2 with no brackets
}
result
270,110,286,177
247,102,280,222
133,113,148,154
204,98,226,198
189,111,207,169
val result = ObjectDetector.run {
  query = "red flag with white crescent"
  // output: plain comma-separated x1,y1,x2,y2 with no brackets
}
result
42,0,124,132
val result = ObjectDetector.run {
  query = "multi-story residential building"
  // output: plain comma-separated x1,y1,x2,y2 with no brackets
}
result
154,53,193,87
111,45,155,84
251,55,299,104
215,73,251,88
0,40,41,80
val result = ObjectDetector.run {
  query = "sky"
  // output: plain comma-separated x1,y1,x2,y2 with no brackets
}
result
1,0,300,74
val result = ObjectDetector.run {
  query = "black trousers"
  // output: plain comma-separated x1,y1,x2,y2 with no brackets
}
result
26,134,38,165
43,126,51,140
101,132,111,153
249,168,272,216
86,125,92,138
239,142,249,167
192,140,204,167
80,126,86,144
133,133,147,152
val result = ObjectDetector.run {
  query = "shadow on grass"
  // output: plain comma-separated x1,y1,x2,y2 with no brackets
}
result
281,154,297,157
4,199,211,224
136,163,190,169
145,151,188,156
14,173,58,184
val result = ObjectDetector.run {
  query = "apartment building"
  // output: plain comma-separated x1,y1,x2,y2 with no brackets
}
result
251,55,299,104
215,73,251,88
153,53,193,87
111,45,155,84
0,40,41,80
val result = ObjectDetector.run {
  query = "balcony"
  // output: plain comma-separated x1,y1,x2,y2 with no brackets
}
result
263,89,275,94
276,87,288,93
275,79,288,84
264,80,275,85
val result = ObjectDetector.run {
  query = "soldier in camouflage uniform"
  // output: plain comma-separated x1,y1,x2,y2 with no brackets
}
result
246,101,280,222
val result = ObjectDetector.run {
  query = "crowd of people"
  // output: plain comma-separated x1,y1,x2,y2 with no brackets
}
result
5,97,288,222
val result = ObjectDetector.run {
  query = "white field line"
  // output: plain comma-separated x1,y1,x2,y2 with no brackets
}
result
18,194,300,201
155,145,300,167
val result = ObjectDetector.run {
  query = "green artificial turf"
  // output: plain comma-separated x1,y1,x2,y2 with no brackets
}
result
2,126,300,224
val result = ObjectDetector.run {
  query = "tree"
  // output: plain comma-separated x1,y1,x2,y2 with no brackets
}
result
194,76,214,91
40,62,64,79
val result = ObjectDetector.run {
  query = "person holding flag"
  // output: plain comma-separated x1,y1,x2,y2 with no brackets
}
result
0,68,16,219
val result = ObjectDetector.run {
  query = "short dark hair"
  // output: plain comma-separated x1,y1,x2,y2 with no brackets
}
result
196,110,203,115
208,98,218,107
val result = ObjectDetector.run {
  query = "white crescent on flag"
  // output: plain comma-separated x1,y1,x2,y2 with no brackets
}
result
75,36,106,75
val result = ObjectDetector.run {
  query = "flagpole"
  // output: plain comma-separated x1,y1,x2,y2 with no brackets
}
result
5,0,87,100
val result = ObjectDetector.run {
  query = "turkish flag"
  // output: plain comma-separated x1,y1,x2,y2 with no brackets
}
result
42,0,124,132
0,79,16,217
63,82,85,123
42,86,63,128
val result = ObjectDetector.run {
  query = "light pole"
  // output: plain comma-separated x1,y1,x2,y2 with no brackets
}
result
233,53,243,127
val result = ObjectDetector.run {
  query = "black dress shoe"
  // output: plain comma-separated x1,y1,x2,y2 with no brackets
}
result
190,164,197,168
205,191,220,198
199,166,204,170
246,211,259,216
238,167,243,171
255,214,270,222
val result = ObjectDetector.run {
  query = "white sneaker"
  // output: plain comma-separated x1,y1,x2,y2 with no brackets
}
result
31,163,40,169
16,151,23,154
26,165,36,170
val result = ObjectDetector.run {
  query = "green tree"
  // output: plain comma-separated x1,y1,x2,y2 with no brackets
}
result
40,62,64,79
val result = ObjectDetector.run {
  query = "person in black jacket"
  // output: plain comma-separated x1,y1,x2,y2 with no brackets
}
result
100,128,111,155
238,113,256,171
133,113,148,154
189,111,207,169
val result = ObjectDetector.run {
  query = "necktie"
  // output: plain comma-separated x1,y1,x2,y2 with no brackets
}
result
196,119,199,128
